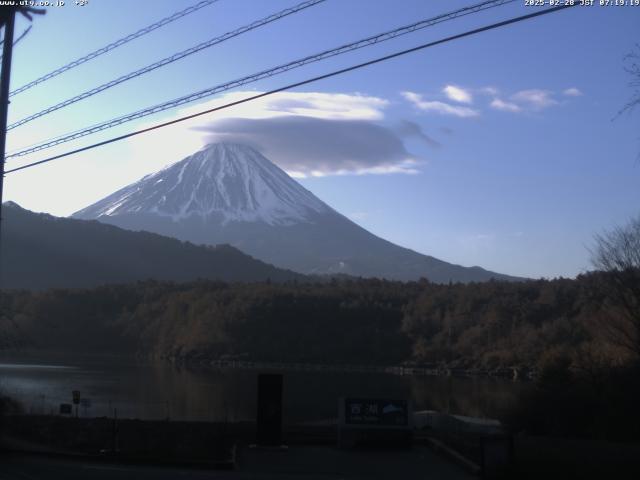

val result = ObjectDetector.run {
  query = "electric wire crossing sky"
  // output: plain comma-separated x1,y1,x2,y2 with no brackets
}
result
7,0,326,130
4,0,578,169
9,0,221,97
6,2,578,175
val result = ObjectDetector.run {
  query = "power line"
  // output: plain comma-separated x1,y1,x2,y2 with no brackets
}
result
9,0,220,97
0,25,30,47
5,4,576,175
11,24,31,46
0,25,31,63
6,120,106,157
7,0,516,157
7,0,327,131
6,0,513,154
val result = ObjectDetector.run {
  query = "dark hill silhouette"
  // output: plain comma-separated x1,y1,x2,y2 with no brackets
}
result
0,202,303,289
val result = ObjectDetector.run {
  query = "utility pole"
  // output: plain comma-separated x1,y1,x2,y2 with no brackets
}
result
0,8,16,282
0,6,43,285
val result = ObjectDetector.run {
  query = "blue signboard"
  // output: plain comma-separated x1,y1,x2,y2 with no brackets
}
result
343,398,409,427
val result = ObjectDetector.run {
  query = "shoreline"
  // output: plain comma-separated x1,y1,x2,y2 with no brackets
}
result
164,357,536,381
0,350,536,380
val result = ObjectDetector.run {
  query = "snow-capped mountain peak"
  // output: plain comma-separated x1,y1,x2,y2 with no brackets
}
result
74,143,331,226
73,142,521,283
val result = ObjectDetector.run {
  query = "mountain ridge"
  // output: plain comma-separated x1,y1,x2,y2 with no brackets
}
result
1,201,304,290
73,143,523,283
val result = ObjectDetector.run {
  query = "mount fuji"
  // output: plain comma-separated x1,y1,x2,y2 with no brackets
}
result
73,143,519,283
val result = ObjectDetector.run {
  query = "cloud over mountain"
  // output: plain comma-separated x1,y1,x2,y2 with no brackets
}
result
127,91,424,178
199,116,420,177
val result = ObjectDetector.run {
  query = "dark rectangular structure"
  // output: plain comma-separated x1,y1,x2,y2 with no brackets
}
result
256,373,283,446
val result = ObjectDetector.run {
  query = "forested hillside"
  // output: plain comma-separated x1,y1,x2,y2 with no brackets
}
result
0,202,304,289
0,273,629,371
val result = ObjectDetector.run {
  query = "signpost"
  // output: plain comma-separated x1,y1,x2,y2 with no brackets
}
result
338,398,412,448
343,398,409,427
72,390,80,418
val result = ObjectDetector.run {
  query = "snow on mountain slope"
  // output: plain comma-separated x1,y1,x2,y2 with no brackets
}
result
73,142,522,283
74,143,331,226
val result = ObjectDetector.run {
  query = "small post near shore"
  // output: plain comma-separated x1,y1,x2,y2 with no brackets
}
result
72,390,80,418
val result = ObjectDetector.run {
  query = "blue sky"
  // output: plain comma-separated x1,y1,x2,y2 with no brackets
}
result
3,0,639,279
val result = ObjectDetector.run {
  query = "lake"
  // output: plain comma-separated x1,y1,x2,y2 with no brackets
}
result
0,354,526,424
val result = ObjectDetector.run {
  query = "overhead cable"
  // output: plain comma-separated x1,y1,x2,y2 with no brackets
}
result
7,0,516,156
8,0,326,130
9,0,220,97
5,4,577,175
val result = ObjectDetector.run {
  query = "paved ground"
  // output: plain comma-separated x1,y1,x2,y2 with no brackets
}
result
239,445,474,479
0,446,475,479
0,455,233,480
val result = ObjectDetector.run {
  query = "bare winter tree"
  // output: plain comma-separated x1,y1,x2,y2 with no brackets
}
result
619,44,640,117
616,44,640,162
591,215,640,357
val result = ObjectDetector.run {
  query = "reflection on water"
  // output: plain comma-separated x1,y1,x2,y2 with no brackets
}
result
0,364,76,370
0,354,526,423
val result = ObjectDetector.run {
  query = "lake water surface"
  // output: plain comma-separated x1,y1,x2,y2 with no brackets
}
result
0,354,526,424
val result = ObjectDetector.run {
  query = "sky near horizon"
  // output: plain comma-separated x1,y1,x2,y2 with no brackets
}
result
3,0,639,279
